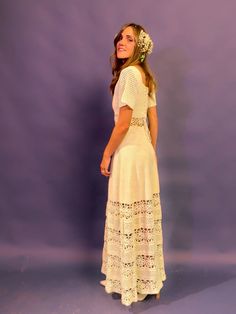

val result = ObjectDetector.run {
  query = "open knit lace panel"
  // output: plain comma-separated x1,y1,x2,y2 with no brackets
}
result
101,192,166,306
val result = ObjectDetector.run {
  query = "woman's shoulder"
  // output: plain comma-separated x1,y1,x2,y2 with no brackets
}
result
119,66,139,83
120,65,138,76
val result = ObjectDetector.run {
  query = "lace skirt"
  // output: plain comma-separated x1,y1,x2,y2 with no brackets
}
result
100,117,166,306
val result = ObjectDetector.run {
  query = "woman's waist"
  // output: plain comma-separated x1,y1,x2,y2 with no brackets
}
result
114,115,148,125
128,117,150,135
129,116,147,126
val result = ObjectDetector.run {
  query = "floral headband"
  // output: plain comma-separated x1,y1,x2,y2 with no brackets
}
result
137,30,154,62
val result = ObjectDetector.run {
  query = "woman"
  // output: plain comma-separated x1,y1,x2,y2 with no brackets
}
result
99,22,166,306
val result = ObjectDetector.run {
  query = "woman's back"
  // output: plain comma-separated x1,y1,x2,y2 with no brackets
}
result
112,65,157,123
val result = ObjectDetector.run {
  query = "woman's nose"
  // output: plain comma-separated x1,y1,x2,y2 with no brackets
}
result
119,38,126,45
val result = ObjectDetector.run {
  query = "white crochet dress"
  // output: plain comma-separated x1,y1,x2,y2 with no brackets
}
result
101,65,166,306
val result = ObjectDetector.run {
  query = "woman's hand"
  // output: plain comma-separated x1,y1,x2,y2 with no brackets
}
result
100,153,111,177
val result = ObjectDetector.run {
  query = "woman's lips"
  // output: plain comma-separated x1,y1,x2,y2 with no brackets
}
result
117,47,126,51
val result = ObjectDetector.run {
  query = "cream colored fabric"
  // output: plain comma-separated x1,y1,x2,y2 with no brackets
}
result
101,66,166,306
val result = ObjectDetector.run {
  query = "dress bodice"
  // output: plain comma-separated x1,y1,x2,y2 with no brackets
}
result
112,65,157,124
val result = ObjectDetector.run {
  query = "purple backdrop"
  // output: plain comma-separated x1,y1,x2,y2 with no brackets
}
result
0,0,235,266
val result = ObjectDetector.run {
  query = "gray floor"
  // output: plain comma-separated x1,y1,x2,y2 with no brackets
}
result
0,259,235,314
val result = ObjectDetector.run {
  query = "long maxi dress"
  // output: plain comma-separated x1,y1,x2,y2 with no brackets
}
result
101,65,166,306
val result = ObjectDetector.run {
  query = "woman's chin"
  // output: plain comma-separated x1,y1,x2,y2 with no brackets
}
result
117,53,129,59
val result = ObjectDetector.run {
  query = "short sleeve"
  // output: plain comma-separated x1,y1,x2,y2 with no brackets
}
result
148,91,157,108
119,67,138,109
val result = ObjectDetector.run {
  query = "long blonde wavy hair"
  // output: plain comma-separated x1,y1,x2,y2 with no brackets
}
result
109,22,157,97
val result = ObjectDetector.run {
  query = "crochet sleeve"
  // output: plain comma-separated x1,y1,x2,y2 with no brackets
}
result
119,67,138,109
148,91,157,108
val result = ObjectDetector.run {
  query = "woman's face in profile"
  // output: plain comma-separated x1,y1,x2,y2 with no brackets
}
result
116,26,136,60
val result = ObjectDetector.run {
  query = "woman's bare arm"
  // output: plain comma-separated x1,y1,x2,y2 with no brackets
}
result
103,105,133,157
147,106,158,149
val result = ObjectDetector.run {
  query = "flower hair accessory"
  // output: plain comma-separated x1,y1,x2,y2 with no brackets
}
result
137,29,154,62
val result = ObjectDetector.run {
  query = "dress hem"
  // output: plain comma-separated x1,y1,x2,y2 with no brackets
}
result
100,269,167,306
